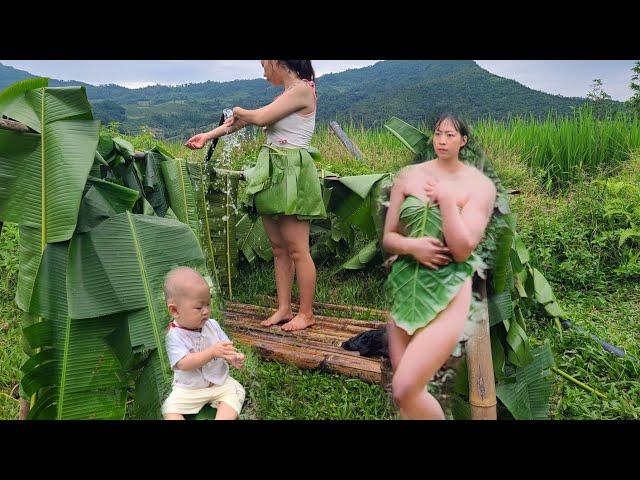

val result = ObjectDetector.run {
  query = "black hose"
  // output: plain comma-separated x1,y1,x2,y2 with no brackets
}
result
560,318,636,361
204,113,226,163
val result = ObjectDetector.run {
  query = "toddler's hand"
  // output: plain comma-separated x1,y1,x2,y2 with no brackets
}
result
230,352,245,369
211,340,238,361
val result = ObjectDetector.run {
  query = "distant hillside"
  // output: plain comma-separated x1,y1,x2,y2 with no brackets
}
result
1,60,600,139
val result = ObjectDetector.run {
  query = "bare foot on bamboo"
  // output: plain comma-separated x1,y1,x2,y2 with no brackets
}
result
281,313,316,332
260,309,293,327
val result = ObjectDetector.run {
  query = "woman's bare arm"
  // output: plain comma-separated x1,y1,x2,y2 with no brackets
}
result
232,82,314,127
431,175,496,262
382,168,452,269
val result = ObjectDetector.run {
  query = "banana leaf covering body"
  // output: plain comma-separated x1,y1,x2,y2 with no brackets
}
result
243,145,327,220
385,195,485,335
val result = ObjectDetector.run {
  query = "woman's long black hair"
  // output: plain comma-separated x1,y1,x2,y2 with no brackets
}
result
278,60,315,82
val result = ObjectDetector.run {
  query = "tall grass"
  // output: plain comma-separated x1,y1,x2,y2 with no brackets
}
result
474,106,640,192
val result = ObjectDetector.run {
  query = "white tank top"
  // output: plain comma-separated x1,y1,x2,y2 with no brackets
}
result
265,79,316,149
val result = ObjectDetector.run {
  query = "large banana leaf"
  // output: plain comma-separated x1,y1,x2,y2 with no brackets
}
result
385,196,485,334
66,212,205,383
369,174,394,244
489,218,515,293
309,216,353,262
329,174,388,239
0,80,100,310
531,267,566,318
236,213,273,264
503,304,534,367
384,116,432,156
140,149,171,217
67,211,205,318
21,241,128,419
131,349,171,420
496,342,555,420
102,137,145,208
0,80,99,240
340,239,379,270
15,225,42,311
161,157,202,243
76,177,139,233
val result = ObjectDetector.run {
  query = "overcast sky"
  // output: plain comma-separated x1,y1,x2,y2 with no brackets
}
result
0,60,636,101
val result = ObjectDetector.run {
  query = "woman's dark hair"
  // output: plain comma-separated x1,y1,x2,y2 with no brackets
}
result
433,113,470,149
278,60,315,82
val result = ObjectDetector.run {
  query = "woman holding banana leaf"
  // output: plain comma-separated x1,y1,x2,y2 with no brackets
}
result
186,60,326,331
382,114,496,419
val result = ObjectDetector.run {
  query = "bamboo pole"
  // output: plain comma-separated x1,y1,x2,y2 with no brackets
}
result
466,278,497,420
214,168,244,179
329,121,365,161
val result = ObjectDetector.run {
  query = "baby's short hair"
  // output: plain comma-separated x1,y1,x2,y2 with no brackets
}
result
163,266,206,303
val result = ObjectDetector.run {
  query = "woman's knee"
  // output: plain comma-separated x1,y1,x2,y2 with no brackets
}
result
392,375,420,407
284,244,310,263
270,243,289,259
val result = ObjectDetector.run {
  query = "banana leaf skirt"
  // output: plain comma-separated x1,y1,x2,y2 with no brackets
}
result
243,145,327,220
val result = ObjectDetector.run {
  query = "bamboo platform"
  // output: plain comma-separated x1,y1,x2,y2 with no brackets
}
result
223,301,391,385
223,300,463,390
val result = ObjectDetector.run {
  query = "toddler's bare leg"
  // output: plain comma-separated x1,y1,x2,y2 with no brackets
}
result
163,413,185,420
215,402,239,420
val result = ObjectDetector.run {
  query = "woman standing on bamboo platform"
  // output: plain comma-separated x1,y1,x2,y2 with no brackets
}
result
382,114,496,419
186,60,326,332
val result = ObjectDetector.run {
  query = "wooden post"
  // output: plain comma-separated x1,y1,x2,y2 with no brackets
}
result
466,277,497,420
329,121,365,161
0,118,31,133
18,398,30,420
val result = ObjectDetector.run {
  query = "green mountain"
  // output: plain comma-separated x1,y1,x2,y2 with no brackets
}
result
0,60,596,139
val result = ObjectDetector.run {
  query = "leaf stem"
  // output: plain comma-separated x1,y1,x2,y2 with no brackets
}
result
552,367,607,399
0,392,19,403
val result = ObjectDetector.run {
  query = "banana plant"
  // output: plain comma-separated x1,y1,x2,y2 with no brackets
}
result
20,241,130,419
0,79,100,311
0,79,218,419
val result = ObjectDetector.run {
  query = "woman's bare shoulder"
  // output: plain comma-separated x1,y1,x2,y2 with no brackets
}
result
395,164,419,181
465,165,496,194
